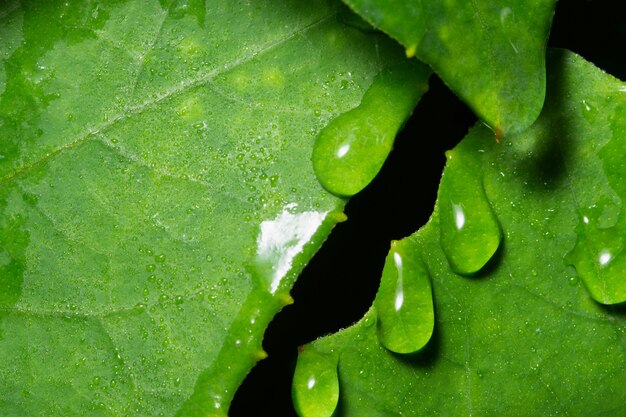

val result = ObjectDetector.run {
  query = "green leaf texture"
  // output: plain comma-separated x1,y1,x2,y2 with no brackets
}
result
341,0,556,135
0,1,428,415
294,50,626,416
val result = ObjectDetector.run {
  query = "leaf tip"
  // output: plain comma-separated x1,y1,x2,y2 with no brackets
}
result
279,293,295,306
405,44,417,58
330,211,348,223
253,349,269,361
494,125,504,143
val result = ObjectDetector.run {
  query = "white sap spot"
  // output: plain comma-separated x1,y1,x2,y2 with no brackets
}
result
499,7,518,53
336,144,350,158
500,7,512,24
394,252,404,311
257,204,327,294
211,394,223,409
453,204,465,230
599,250,612,267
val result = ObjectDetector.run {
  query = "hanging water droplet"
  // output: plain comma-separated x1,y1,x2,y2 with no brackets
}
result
312,61,430,197
292,349,339,417
374,239,434,354
565,205,626,304
439,147,502,275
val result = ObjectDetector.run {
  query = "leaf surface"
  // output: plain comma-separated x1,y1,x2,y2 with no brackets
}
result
0,1,429,415
341,0,556,134
294,50,626,416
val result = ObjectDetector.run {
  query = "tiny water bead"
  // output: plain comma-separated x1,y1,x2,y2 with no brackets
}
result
374,239,434,354
312,60,430,197
565,206,626,304
292,349,339,417
439,147,502,275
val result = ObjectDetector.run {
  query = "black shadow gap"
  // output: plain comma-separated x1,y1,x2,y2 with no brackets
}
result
230,2,625,414
230,75,475,416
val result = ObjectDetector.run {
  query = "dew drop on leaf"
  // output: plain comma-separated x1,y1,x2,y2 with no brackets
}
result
439,146,501,275
565,205,626,304
312,61,430,197
374,239,434,354
292,349,339,417
566,113,626,305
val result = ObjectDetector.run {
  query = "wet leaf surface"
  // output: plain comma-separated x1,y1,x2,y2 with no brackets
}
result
294,50,626,416
0,1,423,415
341,0,556,134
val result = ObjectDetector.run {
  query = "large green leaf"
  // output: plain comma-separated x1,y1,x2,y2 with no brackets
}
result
341,0,557,135
0,1,430,415
293,50,626,416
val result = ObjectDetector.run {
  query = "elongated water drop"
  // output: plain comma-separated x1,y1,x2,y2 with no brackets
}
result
374,239,434,354
566,205,626,304
568,120,626,304
292,349,339,417
439,146,502,275
312,61,430,197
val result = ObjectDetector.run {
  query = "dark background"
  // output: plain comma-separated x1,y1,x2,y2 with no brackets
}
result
230,1,626,415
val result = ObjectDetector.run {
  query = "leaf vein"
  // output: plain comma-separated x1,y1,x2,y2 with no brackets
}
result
0,10,336,187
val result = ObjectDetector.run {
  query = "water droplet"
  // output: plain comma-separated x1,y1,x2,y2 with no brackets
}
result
292,349,339,417
439,146,502,275
580,99,597,122
374,240,434,354
565,205,626,304
312,61,430,197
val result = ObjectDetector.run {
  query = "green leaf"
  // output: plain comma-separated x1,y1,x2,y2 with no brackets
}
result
341,0,557,135
0,1,427,415
312,60,430,197
294,49,626,416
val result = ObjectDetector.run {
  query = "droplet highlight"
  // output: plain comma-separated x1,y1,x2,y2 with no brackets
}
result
292,349,339,417
374,239,434,354
312,61,430,197
566,205,626,304
439,147,502,275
